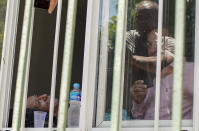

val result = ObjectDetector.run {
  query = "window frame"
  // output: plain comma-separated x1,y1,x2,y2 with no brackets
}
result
96,0,110,126
193,0,199,130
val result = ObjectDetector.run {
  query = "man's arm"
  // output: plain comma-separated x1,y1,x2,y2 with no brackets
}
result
132,52,174,73
48,0,58,14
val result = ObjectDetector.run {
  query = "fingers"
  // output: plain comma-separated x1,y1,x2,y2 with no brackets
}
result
38,94,48,101
48,0,58,14
133,86,147,92
134,80,144,84
133,80,147,91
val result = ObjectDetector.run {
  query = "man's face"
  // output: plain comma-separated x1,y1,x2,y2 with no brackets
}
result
136,11,151,35
136,10,158,36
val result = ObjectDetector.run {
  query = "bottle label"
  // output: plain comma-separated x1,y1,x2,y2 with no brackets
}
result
69,92,81,101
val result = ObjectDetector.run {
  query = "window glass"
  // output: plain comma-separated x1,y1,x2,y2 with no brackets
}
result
7,0,87,128
96,0,195,125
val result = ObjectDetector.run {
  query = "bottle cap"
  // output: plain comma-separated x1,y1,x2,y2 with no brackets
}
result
73,83,80,89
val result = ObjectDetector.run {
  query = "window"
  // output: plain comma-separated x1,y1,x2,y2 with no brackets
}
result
95,0,196,130
0,0,198,130
0,0,87,129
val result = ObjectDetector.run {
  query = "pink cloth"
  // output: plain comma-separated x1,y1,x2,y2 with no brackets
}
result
131,62,194,120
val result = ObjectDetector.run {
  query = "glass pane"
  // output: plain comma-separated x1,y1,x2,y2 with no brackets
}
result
96,0,195,125
7,0,87,128
0,0,7,66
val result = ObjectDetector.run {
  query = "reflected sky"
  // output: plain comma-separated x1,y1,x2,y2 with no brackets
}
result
110,0,117,17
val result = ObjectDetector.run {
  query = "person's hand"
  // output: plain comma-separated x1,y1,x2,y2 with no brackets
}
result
38,94,50,112
130,80,147,104
48,0,58,14
26,95,40,109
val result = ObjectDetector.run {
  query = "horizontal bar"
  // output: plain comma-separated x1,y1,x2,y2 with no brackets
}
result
1,127,193,131
97,120,193,128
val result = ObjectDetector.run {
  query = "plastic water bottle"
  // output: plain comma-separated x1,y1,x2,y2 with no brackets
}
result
67,83,81,127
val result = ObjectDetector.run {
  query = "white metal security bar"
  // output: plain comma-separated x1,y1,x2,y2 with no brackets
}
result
110,0,128,131
193,0,199,130
20,7,35,131
12,0,34,130
154,0,163,130
172,0,186,131
0,0,21,128
48,0,63,129
56,0,78,130
79,0,101,130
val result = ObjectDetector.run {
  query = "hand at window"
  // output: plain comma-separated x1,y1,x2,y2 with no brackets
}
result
48,0,58,14
130,80,147,104
26,95,40,109
38,94,50,112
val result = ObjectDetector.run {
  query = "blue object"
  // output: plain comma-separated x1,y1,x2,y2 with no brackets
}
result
69,83,81,101
73,83,80,89
68,83,81,127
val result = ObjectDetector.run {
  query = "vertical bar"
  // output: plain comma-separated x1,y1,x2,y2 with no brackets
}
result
154,0,163,130
0,0,20,127
172,0,186,130
96,0,110,126
110,0,127,130
57,0,77,130
193,0,199,130
48,0,63,129
11,0,34,130
20,7,35,130
79,0,101,129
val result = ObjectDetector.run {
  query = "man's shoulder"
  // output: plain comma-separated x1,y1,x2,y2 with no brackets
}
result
126,30,140,47
164,36,175,44
126,30,140,38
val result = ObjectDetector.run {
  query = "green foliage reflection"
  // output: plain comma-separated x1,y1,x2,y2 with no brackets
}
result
0,0,7,62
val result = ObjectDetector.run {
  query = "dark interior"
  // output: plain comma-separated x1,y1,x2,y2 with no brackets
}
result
10,0,87,107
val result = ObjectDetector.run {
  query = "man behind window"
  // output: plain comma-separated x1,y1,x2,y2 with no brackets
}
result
8,94,58,127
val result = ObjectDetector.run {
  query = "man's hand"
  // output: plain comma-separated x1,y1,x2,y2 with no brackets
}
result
48,0,58,14
26,95,40,109
130,80,147,104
